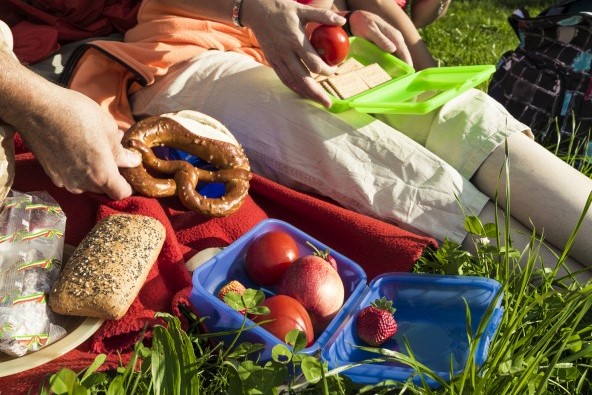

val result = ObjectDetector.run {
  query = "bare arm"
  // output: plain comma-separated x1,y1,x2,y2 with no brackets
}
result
150,0,411,106
342,0,436,69
0,49,141,199
409,0,451,29
152,0,345,107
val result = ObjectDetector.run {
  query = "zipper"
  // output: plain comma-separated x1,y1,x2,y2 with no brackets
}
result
58,42,147,88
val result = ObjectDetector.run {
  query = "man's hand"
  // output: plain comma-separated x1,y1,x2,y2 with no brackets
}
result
18,87,141,200
0,45,141,200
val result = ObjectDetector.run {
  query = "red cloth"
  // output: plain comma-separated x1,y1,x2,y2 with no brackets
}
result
3,0,141,64
0,137,436,394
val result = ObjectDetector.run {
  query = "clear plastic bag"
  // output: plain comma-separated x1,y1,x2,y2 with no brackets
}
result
0,191,67,357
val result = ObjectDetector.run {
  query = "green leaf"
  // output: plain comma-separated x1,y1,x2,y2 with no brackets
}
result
79,373,108,390
301,356,324,384
225,291,247,311
271,344,292,364
49,369,80,394
152,325,182,395
465,215,486,235
237,360,287,394
242,288,266,309
247,306,270,316
106,376,126,395
79,354,106,384
285,329,307,352
228,342,266,358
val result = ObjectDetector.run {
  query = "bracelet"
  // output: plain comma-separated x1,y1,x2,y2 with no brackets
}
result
232,0,245,28
342,11,354,37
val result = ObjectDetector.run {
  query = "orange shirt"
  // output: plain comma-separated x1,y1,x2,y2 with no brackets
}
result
68,0,267,128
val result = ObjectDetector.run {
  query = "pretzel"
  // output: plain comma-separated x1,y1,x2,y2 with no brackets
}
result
121,111,251,217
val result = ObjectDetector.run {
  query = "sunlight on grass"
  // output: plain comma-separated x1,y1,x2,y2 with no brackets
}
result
421,0,547,67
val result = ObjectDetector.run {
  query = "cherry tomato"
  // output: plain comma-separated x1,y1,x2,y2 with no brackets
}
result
252,295,315,346
310,25,350,66
246,231,299,286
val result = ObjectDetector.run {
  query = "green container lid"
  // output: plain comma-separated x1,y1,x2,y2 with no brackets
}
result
328,38,495,114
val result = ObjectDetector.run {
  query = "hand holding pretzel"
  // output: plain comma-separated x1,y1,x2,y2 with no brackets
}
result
121,111,252,217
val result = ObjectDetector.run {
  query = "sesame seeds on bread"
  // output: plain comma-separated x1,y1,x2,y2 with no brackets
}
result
49,214,166,320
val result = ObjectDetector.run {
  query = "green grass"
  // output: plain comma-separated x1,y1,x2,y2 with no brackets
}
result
39,2,592,394
421,0,548,67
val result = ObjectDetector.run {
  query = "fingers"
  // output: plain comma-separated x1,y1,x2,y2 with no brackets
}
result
95,146,138,199
380,28,413,68
101,172,135,201
348,11,414,68
48,143,138,200
114,146,142,168
271,54,333,108
297,7,345,27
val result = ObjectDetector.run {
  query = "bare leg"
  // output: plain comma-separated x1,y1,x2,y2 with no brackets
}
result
472,132,592,267
342,0,437,69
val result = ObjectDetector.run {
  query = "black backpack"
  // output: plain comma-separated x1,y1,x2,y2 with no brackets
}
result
488,0,592,156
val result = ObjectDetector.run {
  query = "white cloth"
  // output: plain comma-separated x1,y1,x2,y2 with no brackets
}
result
131,50,528,243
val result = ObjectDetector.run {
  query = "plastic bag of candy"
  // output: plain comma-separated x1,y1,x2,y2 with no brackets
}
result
0,191,67,357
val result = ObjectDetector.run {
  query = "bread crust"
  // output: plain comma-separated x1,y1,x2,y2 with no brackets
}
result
49,214,166,320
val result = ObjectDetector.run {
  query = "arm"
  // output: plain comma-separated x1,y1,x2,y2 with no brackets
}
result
152,0,346,107
0,49,141,199
409,0,451,29
150,0,411,107
342,0,436,69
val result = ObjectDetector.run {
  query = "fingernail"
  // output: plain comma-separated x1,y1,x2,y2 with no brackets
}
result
332,14,346,23
127,150,142,165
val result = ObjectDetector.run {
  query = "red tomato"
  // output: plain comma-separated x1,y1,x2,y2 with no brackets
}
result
246,231,299,286
310,25,350,66
252,295,315,346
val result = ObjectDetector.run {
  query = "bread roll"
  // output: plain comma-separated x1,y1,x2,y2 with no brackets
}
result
49,214,166,320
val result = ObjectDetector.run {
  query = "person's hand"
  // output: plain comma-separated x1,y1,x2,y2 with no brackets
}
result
242,0,346,108
347,10,413,67
18,87,141,200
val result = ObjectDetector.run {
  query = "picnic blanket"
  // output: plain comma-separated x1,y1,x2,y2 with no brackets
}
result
0,134,437,394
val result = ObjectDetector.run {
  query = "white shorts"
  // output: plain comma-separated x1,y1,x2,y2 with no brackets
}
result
130,50,528,243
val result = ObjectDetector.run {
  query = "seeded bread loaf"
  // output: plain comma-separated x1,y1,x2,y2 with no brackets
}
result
49,214,166,320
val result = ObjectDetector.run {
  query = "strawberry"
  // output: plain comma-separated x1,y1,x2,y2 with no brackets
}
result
356,297,398,347
305,241,338,271
217,280,246,301
217,280,247,314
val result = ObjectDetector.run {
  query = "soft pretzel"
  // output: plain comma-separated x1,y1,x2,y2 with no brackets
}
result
121,111,251,217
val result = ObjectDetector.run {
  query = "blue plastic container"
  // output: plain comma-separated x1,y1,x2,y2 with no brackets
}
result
190,219,503,386
190,219,368,361
321,272,503,388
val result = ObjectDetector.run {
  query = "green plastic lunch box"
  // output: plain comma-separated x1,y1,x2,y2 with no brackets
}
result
328,37,495,114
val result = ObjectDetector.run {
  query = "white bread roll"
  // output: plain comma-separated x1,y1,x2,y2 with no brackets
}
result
49,214,166,320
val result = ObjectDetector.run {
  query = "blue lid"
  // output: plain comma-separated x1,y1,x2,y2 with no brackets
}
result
321,272,503,388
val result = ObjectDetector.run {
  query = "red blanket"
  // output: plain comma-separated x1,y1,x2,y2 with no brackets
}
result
0,140,436,394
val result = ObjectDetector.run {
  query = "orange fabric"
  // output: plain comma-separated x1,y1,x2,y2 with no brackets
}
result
68,48,141,129
69,0,267,128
